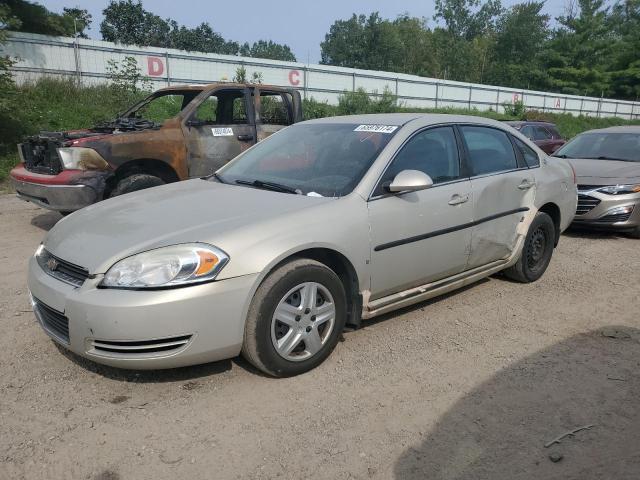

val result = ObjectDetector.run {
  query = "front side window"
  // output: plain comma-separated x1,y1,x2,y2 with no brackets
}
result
128,90,201,124
374,127,461,196
217,123,398,197
460,126,518,176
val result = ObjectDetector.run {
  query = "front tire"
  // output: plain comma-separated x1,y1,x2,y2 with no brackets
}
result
109,174,165,197
504,211,555,283
242,258,347,377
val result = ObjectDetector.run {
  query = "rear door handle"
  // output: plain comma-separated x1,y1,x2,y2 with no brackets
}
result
448,194,469,206
518,179,534,190
237,134,254,141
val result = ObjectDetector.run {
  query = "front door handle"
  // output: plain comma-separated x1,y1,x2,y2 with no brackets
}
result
448,194,469,206
237,134,254,141
518,179,534,190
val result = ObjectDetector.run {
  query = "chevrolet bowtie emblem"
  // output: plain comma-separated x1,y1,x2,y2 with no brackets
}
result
46,258,58,271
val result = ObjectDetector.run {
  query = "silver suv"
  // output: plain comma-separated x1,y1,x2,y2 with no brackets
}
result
28,114,577,377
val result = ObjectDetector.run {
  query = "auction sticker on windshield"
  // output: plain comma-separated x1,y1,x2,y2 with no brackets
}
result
354,125,398,134
212,128,234,136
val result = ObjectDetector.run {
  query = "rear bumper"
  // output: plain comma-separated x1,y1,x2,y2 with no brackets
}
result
10,164,110,212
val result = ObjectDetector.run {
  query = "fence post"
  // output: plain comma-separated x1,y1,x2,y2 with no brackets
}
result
73,37,82,85
495,89,500,111
614,101,618,118
395,77,399,106
352,71,356,92
165,51,171,86
468,86,472,110
542,95,546,112
435,83,439,109
564,97,568,113
579,98,584,116
303,66,308,100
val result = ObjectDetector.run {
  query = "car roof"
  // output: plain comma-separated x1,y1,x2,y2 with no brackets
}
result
504,120,557,127
303,113,512,129
581,125,640,134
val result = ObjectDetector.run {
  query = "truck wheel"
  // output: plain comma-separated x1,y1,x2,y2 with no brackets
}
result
110,174,165,197
242,258,347,377
503,212,555,283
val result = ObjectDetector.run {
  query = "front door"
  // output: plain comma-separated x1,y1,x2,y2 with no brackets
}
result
185,89,256,177
368,126,473,300
458,125,536,269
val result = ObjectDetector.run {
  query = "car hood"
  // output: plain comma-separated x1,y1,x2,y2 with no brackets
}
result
44,179,333,274
568,158,640,185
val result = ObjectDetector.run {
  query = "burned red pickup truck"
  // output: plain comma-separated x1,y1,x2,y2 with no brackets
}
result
10,83,302,213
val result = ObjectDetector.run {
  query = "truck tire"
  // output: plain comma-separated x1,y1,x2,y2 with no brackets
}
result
503,211,555,283
110,174,165,197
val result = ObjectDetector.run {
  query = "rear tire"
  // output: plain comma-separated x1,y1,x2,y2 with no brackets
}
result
242,258,347,377
109,174,165,197
504,211,555,283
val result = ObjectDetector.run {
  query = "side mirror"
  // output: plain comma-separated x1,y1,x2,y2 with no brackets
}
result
386,170,434,193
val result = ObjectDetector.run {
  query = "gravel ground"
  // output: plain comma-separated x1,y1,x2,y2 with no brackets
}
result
1,193,639,480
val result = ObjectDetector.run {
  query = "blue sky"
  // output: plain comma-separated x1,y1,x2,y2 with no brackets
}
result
40,0,568,63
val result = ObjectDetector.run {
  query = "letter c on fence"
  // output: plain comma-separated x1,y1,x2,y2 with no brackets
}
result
147,56,164,77
289,70,300,86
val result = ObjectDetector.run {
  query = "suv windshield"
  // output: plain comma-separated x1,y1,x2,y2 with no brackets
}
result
217,123,398,197
553,132,640,162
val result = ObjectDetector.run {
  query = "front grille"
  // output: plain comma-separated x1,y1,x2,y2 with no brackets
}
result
36,249,89,287
598,211,633,223
92,335,192,356
33,297,69,344
20,138,63,175
576,194,601,215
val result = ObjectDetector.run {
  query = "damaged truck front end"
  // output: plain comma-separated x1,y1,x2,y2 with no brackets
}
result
11,131,114,212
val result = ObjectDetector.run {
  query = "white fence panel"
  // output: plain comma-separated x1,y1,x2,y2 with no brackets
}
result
1,31,638,120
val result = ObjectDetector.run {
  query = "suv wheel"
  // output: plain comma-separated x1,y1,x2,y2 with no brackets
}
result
110,174,165,197
242,258,347,377
504,211,555,283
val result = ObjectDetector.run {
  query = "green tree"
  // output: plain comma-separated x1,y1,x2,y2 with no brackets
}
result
485,2,550,88
433,0,503,40
607,0,640,99
2,0,91,37
239,40,296,62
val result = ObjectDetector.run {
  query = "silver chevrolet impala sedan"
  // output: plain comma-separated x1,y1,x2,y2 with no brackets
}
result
28,114,577,377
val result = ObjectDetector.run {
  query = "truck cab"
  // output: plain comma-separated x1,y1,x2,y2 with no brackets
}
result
10,83,303,212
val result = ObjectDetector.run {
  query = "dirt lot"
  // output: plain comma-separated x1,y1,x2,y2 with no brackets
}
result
1,193,639,480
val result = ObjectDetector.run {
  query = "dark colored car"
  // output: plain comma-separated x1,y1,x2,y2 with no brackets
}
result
505,121,565,154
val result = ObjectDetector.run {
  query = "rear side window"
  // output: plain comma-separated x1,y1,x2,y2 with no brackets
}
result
513,137,540,168
259,92,291,125
460,126,518,176
374,126,461,196
533,126,552,140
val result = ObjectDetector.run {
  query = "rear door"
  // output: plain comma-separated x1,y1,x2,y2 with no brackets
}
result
368,126,473,299
184,88,256,177
255,89,296,142
458,125,535,269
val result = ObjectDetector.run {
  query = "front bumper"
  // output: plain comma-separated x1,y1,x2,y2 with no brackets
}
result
10,164,109,212
27,255,259,369
572,190,640,231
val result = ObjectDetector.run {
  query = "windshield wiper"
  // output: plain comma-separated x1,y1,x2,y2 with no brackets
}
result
235,179,300,194
583,156,636,162
552,154,572,159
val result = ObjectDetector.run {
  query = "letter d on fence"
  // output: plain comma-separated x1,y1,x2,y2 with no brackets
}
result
147,56,164,77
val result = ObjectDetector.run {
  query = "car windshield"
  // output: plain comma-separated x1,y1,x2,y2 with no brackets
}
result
216,123,399,197
553,132,640,162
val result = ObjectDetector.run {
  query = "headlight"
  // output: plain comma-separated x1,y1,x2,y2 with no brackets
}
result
57,147,110,170
597,184,640,195
101,243,229,289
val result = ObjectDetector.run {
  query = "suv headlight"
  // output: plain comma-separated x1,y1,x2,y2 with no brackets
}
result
101,243,229,289
597,184,640,195
57,147,109,170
